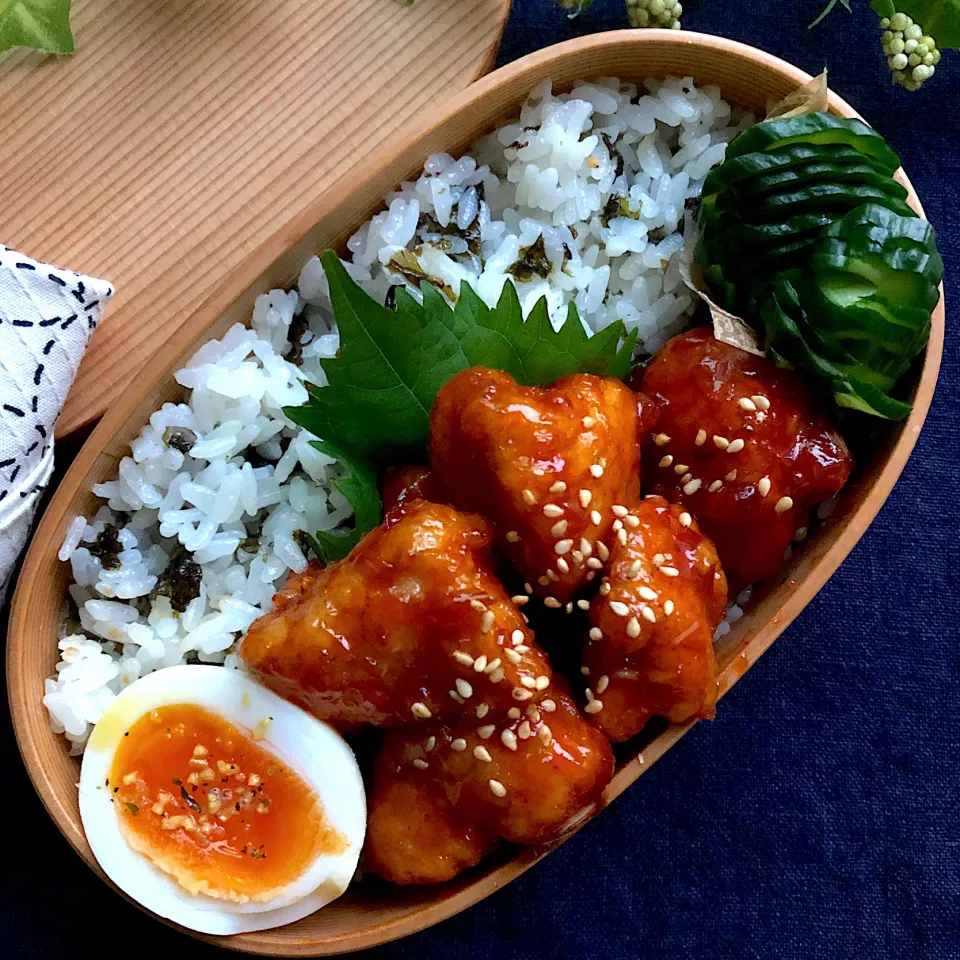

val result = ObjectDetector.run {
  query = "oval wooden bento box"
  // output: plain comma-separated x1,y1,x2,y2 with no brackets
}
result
7,30,944,957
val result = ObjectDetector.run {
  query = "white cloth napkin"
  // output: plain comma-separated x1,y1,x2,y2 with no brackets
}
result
0,245,113,603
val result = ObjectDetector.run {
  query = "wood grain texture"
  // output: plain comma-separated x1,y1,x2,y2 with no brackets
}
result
0,0,510,437
7,30,944,957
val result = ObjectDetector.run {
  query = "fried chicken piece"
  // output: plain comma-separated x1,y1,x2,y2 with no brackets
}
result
430,368,657,604
382,464,448,513
365,737,496,885
365,688,614,882
239,501,552,730
639,329,853,589
585,497,728,742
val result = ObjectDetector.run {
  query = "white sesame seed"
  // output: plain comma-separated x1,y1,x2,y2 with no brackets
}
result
584,687,594,701
775,495,794,514
654,433,670,446
474,746,493,762
678,512,692,527
477,724,495,739
556,557,570,574
476,702,489,719
501,729,519,751
609,600,630,617
526,704,541,721
713,435,730,449
577,599,591,611
571,549,583,563
683,478,702,495
489,667,505,683
579,489,592,507
752,394,771,410
470,599,487,613
588,627,603,641
411,702,431,719
551,519,568,538
565,601,574,614
708,480,723,493
617,528,628,546
693,429,706,447
596,675,610,694
653,553,665,566
449,690,465,703
524,582,533,594
453,651,474,667
627,617,641,638
512,688,534,701
590,464,604,478
505,648,522,663
581,665,591,676
612,504,628,518
425,736,436,752
555,539,573,556
725,469,738,482
625,514,640,528
518,720,532,739
413,758,429,770
756,411,767,422
625,559,641,578
519,676,536,689
515,645,530,654
481,610,495,633
637,586,656,601
546,569,559,582
726,438,745,453
456,678,473,699
473,654,488,673
660,566,680,577
599,580,612,596
511,595,529,606
536,675,550,690
664,600,675,616
758,477,771,497
549,480,567,494
489,779,507,798
681,473,693,484
582,416,597,429
541,698,557,713
658,455,674,469
587,557,603,569
642,606,657,623
673,463,689,475
522,489,536,505
590,510,602,526
580,538,593,556
612,519,623,532
538,725,553,745
544,596,561,609
507,629,521,645
738,397,757,412
543,503,564,518
508,707,521,720
451,738,467,752
584,700,604,714
505,530,520,542
795,527,808,541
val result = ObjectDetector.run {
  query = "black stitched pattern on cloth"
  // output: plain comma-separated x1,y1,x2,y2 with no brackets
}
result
33,364,43,385
14,262,36,271
3,404,24,417
48,273,66,287
38,316,60,327
43,340,55,355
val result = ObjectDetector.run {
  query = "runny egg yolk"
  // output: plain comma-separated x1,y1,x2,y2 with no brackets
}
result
108,703,346,903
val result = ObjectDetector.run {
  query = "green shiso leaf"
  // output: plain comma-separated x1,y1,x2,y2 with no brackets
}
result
305,439,381,563
0,0,74,54
286,249,636,457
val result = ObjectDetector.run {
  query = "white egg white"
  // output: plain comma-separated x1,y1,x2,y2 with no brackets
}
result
79,665,366,935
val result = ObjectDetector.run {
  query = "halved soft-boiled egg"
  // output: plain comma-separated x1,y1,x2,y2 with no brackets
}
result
79,665,365,935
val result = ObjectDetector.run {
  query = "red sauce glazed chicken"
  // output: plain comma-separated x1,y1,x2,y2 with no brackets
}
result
239,501,559,730
429,368,657,604
585,497,727,742
638,330,854,589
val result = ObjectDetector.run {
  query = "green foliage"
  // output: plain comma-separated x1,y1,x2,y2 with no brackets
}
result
0,0,73,54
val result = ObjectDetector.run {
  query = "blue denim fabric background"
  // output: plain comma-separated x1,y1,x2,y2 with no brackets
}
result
3,2,958,957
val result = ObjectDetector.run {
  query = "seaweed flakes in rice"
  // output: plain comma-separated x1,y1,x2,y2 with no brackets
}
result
162,426,197,455
506,235,552,283
86,524,124,571
154,551,203,614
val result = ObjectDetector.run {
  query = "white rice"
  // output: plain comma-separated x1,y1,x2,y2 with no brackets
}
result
46,75,745,752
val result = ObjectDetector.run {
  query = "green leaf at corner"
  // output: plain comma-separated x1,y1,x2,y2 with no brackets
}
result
306,439,382,563
0,0,74,54
893,0,960,49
